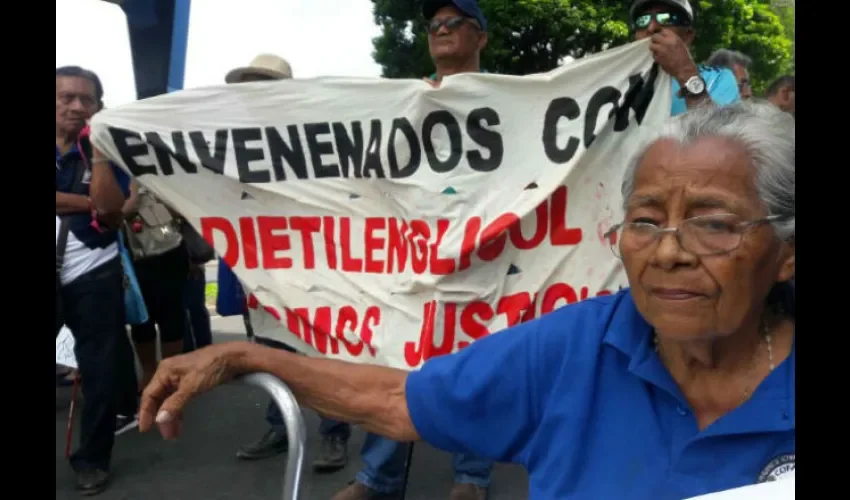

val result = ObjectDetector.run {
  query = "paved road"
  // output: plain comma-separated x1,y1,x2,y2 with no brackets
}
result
56,316,529,500
204,260,218,284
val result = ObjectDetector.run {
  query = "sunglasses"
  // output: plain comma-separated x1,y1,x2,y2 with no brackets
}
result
633,11,687,30
427,16,479,34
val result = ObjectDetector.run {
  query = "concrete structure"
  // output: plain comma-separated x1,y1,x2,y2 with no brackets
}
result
102,0,191,98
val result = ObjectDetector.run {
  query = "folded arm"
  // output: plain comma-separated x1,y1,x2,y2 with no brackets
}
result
88,149,126,228
122,179,140,217
56,192,90,214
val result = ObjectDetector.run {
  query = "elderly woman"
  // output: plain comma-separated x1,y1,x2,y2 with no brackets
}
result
138,101,795,499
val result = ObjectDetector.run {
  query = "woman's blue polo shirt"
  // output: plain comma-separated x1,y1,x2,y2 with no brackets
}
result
406,289,795,499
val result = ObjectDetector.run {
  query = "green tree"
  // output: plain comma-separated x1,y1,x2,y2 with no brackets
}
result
691,0,792,93
371,0,792,93
769,0,794,74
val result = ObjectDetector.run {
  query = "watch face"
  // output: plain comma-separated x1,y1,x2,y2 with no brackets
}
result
686,76,706,95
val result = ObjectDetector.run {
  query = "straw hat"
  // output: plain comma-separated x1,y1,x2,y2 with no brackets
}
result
225,54,293,83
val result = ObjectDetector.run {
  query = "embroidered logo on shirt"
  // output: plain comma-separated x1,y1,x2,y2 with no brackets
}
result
82,168,92,184
757,453,795,482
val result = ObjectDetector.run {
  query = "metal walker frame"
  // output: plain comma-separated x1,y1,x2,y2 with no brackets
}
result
231,321,415,499
64,370,413,498
238,373,416,500
239,373,307,500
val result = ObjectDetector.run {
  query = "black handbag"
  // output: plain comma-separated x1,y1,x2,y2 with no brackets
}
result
181,221,215,264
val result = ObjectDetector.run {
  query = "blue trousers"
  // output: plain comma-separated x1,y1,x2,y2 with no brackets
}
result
356,433,493,493
183,271,212,352
266,402,351,440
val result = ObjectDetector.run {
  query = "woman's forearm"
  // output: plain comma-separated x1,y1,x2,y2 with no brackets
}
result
232,342,419,442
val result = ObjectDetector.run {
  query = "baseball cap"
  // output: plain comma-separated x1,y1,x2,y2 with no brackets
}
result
423,0,487,31
629,0,694,25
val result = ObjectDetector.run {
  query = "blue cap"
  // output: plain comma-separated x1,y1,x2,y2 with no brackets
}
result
423,0,487,31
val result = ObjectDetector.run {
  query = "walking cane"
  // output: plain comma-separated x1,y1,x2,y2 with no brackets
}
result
65,372,81,458
243,305,256,341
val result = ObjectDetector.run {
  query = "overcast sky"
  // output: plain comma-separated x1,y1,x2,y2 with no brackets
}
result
56,0,383,107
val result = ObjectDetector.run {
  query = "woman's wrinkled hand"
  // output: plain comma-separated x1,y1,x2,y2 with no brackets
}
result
138,342,248,439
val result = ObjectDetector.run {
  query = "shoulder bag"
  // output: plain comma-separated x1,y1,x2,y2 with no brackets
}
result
123,188,183,260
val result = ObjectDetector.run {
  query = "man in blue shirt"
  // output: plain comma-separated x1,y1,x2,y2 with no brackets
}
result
217,54,355,472
705,49,754,100
629,0,740,116
56,66,138,495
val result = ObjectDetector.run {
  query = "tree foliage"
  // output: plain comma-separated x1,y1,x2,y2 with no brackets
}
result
691,0,792,92
769,0,795,74
371,0,792,94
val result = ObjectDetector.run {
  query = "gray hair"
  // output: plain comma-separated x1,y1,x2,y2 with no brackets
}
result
56,65,104,110
706,49,753,70
620,101,795,241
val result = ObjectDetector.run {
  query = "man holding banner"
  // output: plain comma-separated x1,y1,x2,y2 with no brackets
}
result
334,1,495,499
221,54,354,472
630,0,740,115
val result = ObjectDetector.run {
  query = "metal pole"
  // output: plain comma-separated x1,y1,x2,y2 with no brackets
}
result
238,373,306,500
243,307,256,341
398,442,416,499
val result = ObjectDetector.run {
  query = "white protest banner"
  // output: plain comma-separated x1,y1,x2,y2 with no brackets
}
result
684,474,795,500
91,39,672,370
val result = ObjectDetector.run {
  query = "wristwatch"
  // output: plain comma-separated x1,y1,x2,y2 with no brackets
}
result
678,75,706,98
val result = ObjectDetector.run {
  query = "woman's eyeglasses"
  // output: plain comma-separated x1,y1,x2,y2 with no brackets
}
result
603,214,786,259
633,12,686,30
